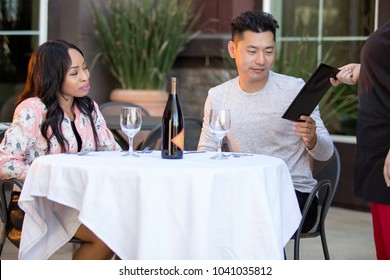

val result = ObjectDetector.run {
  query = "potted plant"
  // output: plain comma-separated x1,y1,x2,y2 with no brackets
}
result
89,0,200,115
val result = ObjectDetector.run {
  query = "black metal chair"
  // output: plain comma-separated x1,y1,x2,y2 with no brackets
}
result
99,101,150,149
0,178,23,255
0,129,5,143
0,178,85,257
99,101,150,116
291,144,341,260
140,116,202,151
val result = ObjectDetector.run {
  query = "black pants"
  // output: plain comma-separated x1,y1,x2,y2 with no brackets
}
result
295,190,318,233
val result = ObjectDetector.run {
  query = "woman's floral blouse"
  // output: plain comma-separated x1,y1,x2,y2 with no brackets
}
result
0,97,121,180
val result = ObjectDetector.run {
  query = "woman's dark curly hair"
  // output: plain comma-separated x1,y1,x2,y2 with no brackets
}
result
17,39,99,153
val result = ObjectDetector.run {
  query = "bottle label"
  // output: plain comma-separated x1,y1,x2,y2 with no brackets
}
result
171,129,185,151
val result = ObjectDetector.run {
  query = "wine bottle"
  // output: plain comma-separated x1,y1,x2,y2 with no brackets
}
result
161,77,184,159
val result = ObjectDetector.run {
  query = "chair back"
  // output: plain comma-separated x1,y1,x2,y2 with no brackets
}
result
99,101,150,117
99,101,150,150
0,129,5,142
0,177,83,255
141,124,161,150
312,145,341,210
0,179,23,226
0,178,24,254
140,116,202,151
304,145,341,235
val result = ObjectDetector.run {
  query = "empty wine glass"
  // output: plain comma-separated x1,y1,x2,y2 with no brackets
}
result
120,106,142,157
209,108,231,160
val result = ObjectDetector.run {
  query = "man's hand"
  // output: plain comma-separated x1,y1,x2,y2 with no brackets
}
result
293,115,317,150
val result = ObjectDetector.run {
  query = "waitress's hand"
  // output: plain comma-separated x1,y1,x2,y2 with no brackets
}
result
384,149,390,187
330,63,361,86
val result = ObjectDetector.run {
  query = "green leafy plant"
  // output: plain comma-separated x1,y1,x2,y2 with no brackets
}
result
319,84,358,135
89,0,200,90
274,41,358,134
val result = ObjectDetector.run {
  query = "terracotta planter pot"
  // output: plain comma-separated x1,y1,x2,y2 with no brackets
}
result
110,89,168,116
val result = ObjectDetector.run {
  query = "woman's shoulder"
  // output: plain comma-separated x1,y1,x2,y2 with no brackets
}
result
15,97,46,115
17,97,45,108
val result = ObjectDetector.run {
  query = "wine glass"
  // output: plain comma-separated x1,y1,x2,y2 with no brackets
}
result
120,106,142,157
209,108,231,160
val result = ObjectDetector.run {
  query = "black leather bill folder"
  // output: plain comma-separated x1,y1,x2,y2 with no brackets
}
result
282,63,340,122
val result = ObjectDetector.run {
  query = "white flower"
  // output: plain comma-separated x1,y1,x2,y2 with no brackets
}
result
19,108,36,129
80,114,89,128
3,161,22,178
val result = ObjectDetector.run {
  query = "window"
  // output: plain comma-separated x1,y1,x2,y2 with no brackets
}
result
267,0,376,79
265,0,377,135
0,0,47,115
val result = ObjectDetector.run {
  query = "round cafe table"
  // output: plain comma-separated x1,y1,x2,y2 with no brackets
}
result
19,151,301,260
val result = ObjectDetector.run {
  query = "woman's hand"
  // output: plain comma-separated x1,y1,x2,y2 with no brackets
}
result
330,63,361,86
383,149,390,187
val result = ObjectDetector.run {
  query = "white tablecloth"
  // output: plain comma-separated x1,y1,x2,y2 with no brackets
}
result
19,151,301,260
